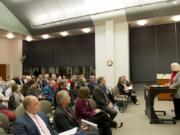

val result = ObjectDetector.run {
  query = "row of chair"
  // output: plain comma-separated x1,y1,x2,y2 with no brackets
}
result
112,86,130,113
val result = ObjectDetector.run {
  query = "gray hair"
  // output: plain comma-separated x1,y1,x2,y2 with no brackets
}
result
171,63,180,72
56,90,69,105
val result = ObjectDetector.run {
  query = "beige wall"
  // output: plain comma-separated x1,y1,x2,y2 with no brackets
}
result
0,38,22,79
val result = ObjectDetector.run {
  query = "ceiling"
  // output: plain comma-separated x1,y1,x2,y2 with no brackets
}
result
0,0,180,37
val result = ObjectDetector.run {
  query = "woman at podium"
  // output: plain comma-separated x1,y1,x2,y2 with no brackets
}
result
169,63,180,120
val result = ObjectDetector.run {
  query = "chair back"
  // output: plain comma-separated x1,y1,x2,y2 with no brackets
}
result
40,100,52,115
15,104,25,119
0,113,10,131
112,86,119,96
0,128,6,135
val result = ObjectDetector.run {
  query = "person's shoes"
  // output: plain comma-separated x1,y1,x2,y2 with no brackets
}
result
173,117,180,120
116,122,123,128
134,102,139,105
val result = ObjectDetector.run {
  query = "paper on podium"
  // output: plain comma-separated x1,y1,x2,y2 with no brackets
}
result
59,127,77,135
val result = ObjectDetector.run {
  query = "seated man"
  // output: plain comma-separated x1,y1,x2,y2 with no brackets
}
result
13,95,58,135
54,90,96,135
42,80,55,102
92,77,117,120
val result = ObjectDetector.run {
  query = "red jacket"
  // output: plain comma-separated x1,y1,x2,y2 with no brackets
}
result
75,99,96,120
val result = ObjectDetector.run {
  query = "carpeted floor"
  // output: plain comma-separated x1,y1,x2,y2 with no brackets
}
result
112,84,180,135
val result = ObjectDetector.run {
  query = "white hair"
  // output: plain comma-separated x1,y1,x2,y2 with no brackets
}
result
171,63,180,72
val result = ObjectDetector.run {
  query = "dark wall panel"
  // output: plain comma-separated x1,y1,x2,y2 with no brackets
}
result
30,41,54,67
22,41,32,69
176,22,180,63
54,38,72,66
23,33,95,68
130,23,179,82
156,24,177,73
130,26,156,82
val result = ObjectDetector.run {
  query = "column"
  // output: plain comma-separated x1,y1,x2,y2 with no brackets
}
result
93,11,129,87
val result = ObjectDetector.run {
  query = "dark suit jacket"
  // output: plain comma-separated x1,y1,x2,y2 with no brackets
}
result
26,89,42,98
92,86,109,109
13,112,58,135
54,106,79,133
117,83,126,94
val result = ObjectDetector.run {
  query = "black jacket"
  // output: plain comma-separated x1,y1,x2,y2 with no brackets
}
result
92,85,109,108
54,106,79,133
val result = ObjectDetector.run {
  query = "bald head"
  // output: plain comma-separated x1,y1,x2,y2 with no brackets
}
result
23,96,40,114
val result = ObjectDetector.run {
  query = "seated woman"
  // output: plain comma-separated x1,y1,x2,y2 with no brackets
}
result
75,87,123,135
54,90,79,133
117,76,138,104
8,85,24,110
54,90,94,135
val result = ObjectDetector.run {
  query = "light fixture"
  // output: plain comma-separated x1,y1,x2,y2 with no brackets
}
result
6,33,15,39
172,15,180,22
172,1,177,4
26,36,33,42
82,28,91,33
60,31,68,37
137,20,148,26
41,34,50,39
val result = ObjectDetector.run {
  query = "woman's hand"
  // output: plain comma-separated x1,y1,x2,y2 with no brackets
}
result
95,108,101,113
169,85,174,89
80,124,89,131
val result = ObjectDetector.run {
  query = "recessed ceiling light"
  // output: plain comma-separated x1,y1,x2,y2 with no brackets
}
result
41,34,50,39
26,36,33,42
60,31,68,37
172,15,180,22
173,1,177,4
6,33,15,39
137,20,148,26
82,28,91,33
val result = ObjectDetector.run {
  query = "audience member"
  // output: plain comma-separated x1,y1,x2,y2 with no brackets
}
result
54,90,79,132
42,80,55,102
0,102,15,121
51,74,57,81
77,75,87,90
54,90,98,135
42,74,49,88
76,87,123,135
8,85,24,110
5,80,16,98
88,75,96,95
21,76,33,96
54,80,68,107
13,95,58,135
92,77,117,120
37,74,43,89
26,81,43,100
117,75,138,104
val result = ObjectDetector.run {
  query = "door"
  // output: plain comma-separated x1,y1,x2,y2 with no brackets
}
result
0,64,6,80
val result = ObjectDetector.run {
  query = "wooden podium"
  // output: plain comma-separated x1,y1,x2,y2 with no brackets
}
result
156,79,173,101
